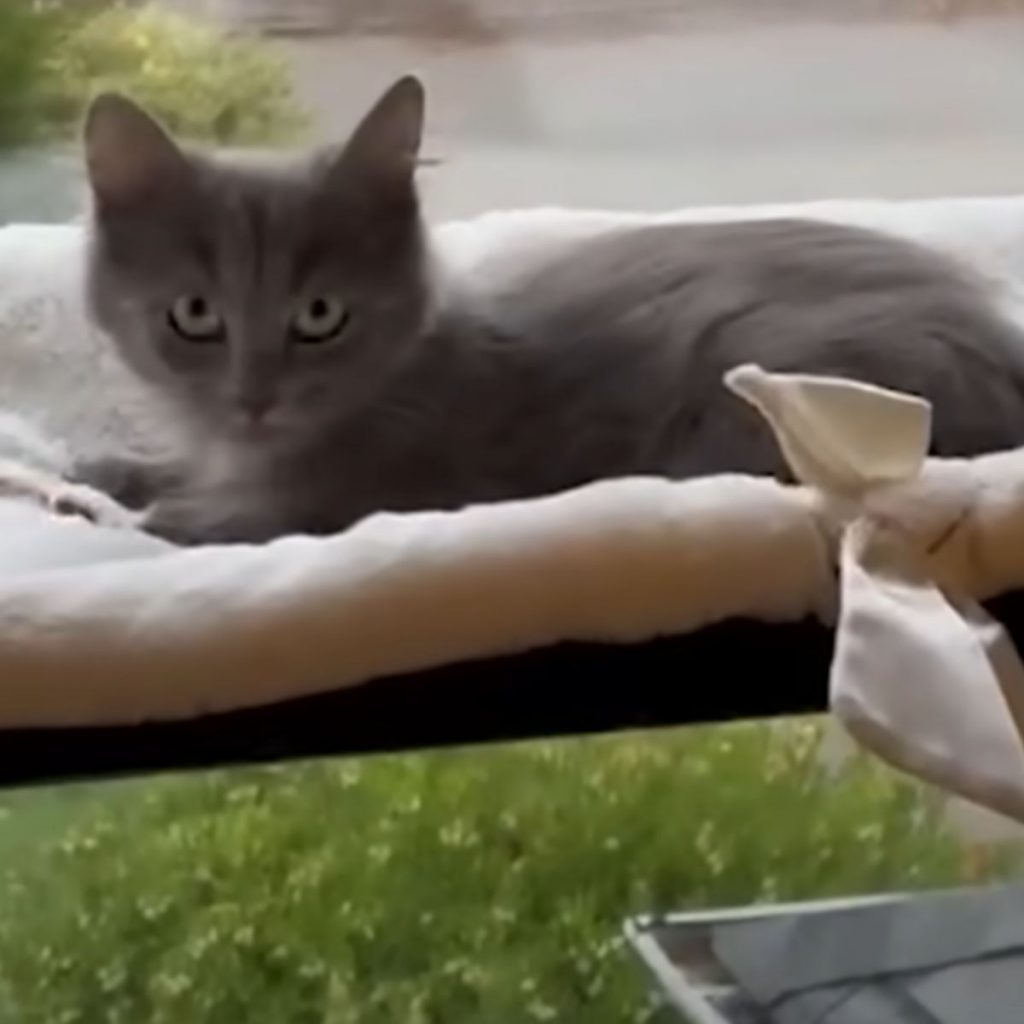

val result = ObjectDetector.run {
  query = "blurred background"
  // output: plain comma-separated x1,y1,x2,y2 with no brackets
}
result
6,0,1024,221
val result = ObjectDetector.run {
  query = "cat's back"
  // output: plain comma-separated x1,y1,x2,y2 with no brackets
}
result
484,217,999,332
461,216,1024,475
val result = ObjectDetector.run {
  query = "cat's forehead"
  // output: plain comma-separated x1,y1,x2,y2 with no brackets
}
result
177,147,348,242
191,146,322,192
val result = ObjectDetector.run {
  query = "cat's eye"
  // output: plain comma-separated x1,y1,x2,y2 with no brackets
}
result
168,296,224,342
292,296,348,344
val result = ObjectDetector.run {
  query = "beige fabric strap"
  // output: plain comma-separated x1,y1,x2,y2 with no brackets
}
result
727,364,1024,823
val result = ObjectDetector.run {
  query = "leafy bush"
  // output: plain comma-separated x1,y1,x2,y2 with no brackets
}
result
47,3,306,144
0,2,306,148
0,721,1014,1023
0,0,76,146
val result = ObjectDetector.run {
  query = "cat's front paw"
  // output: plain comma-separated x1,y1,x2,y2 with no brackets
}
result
140,499,213,546
141,495,277,546
71,455,184,510
71,456,149,508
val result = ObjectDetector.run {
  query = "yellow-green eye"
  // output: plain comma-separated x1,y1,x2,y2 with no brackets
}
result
168,295,224,342
292,296,348,343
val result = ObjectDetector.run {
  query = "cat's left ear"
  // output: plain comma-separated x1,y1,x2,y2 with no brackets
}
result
84,93,192,211
331,75,425,187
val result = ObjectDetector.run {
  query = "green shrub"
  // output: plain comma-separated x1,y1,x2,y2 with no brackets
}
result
0,2,305,148
0,721,1015,1023
45,3,306,144
0,0,76,146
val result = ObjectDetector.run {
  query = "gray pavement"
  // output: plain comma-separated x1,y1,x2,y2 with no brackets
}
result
275,16,1024,219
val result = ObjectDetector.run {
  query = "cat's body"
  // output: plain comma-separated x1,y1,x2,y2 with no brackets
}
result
79,78,1024,544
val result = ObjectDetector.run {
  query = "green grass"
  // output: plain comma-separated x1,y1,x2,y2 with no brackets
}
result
0,720,1017,1023
0,785,101,865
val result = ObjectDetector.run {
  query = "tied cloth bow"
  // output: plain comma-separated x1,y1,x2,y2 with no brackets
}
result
727,364,1024,824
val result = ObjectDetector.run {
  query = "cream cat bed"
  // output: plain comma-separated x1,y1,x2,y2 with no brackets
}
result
2,197,1024,821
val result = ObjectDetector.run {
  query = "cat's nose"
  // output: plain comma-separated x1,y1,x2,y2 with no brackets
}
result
235,396,273,424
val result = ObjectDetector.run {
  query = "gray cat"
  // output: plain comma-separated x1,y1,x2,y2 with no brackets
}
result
79,75,1024,544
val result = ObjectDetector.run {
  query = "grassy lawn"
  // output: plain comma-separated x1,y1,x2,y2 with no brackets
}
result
0,719,1017,1023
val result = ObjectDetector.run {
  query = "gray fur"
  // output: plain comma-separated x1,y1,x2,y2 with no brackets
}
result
81,77,1024,544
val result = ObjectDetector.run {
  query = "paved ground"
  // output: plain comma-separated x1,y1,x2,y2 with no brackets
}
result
0,150,80,226
274,15,1024,220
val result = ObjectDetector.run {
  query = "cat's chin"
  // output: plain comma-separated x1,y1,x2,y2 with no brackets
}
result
223,423,291,448
217,419,314,460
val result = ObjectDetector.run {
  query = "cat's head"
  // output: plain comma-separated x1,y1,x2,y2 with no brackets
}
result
84,76,431,450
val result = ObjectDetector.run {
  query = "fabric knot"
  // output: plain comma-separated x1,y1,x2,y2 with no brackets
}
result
726,363,1024,825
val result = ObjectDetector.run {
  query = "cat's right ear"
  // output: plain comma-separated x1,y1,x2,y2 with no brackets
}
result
331,75,426,189
84,94,190,212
